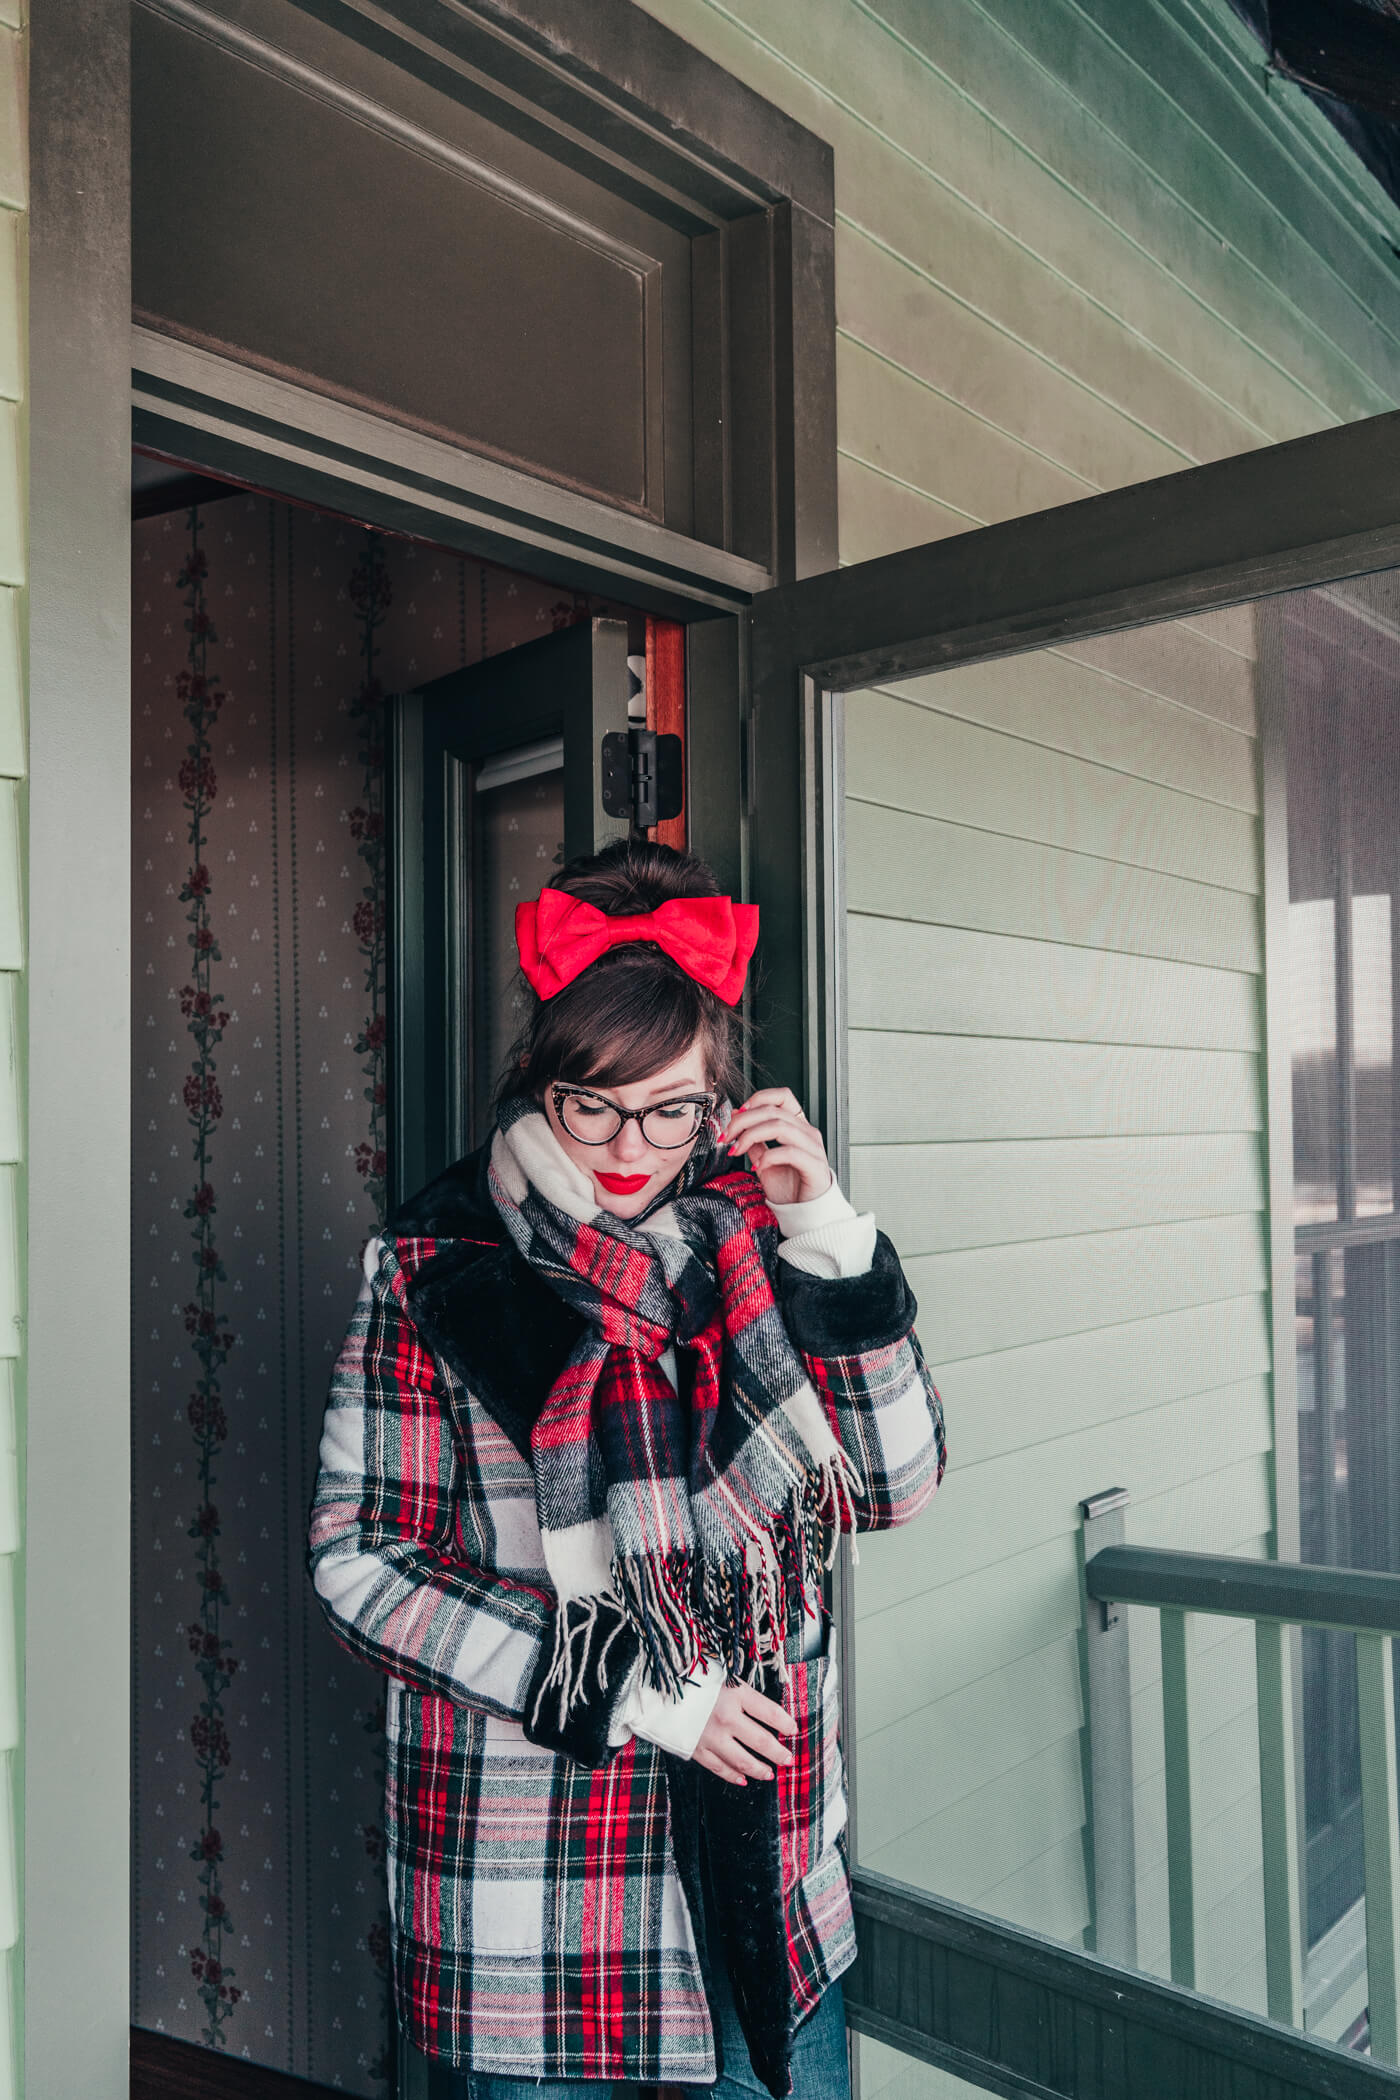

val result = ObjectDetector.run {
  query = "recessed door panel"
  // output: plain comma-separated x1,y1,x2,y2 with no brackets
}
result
133,6,674,518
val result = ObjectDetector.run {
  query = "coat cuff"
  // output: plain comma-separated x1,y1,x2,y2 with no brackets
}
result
520,1598,643,1767
776,1231,917,1355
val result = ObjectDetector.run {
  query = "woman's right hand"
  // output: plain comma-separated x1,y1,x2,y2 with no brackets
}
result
693,1682,797,1784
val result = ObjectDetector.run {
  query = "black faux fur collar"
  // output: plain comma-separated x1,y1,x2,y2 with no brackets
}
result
389,1143,585,1460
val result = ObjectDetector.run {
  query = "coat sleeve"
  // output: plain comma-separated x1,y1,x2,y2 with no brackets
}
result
307,1234,554,1719
776,1232,946,1532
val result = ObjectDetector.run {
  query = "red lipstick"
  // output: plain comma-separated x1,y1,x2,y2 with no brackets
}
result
595,1172,651,1195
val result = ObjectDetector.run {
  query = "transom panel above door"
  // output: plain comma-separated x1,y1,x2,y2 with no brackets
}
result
131,0,837,592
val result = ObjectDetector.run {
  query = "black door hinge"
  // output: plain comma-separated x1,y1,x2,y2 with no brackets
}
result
601,726,684,831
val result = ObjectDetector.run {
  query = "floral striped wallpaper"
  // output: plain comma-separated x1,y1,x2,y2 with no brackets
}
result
131,490,618,2090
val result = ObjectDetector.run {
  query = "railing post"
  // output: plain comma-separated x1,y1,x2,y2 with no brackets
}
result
1254,1618,1303,2025
1080,1489,1137,1967
1160,1606,1203,1990
1357,1631,1400,2063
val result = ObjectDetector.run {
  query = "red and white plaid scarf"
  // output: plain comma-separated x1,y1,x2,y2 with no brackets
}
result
488,1100,863,1729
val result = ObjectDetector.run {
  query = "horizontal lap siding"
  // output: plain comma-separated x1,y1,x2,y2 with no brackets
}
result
845,625,1271,2005
630,0,1400,2069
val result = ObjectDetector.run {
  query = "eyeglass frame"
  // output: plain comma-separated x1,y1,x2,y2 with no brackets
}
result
548,1082,717,1149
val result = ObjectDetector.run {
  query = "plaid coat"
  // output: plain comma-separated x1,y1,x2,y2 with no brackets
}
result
308,1147,944,2088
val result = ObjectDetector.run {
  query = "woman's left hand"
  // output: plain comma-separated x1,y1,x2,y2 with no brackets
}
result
725,1087,833,1206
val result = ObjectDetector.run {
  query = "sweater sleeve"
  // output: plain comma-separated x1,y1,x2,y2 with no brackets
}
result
606,1655,727,1757
307,1235,558,1719
772,1176,877,1278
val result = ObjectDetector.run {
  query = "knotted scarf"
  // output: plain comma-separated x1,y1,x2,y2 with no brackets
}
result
488,1096,863,1731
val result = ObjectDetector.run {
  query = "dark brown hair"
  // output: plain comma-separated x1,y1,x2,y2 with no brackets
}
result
496,840,748,1108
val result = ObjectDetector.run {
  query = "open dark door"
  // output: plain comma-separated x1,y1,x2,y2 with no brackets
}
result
389,616,631,1206
739,416,1400,2100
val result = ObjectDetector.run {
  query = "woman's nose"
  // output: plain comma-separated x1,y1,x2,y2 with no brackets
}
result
609,1117,650,1162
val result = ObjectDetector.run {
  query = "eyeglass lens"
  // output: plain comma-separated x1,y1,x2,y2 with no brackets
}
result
557,1092,706,1148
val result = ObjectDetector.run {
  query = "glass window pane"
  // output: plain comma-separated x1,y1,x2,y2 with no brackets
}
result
472,762,563,1138
1296,1249,1322,1563
1288,897,1338,1224
844,603,1268,1992
839,564,1400,2029
1283,597,1341,1225
1279,576,1400,1946
1353,890,1394,1215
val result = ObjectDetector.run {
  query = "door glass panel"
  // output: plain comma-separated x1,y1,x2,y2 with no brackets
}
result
1288,894,1338,1224
1273,575,1400,1950
844,601,1267,1991
1354,890,1394,1217
471,749,564,1140
838,573,1400,2031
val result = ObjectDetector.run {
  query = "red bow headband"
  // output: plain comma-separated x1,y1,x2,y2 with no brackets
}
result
515,887,759,1005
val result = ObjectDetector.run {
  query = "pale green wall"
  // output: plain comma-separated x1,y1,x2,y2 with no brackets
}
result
27,0,131,2093
0,1,21,2088
635,0,1400,2064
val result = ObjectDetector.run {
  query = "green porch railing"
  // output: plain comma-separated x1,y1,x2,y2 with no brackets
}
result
1083,1494,1400,2061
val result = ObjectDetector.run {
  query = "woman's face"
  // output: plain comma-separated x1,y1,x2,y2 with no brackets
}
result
543,1042,711,1220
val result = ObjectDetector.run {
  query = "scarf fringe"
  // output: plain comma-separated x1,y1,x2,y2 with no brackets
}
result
529,1594,634,1737
598,1455,865,1709
612,1549,704,1697
535,1450,868,1735
814,1443,864,1568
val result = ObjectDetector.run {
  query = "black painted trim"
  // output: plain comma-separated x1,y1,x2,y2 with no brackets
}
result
129,375,766,619
1087,1542,1400,1632
847,1870,1400,2099
756,408,1400,691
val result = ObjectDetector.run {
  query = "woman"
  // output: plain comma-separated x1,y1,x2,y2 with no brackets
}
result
309,841,945,2100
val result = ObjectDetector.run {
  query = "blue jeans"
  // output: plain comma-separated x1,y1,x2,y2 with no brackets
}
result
424,1965,850,2100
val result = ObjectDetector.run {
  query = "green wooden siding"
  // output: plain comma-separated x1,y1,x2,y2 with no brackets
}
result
0,0,21,2087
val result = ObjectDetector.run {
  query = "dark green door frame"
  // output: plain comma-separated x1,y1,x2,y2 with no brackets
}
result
741,406,1400,2099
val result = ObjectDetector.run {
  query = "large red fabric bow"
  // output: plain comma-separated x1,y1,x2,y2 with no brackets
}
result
515,888,759,1004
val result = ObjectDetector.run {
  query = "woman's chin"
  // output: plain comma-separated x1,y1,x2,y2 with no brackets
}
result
594,1187,653,1218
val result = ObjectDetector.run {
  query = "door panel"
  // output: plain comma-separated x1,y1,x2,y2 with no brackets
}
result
389,617,630,1203
741,410,1400,2091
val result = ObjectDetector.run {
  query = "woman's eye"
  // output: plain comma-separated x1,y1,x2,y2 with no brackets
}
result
652,1104,690,1122
572,1101,611,1120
